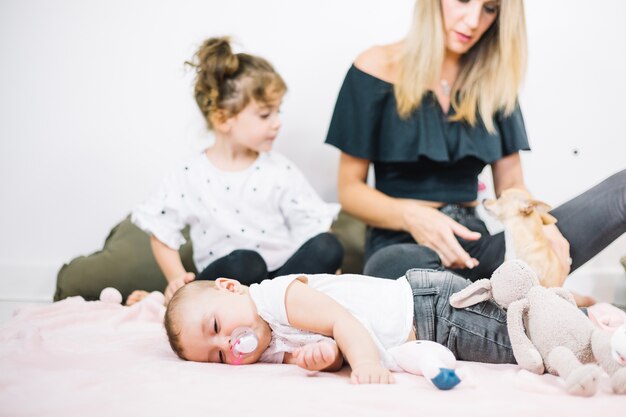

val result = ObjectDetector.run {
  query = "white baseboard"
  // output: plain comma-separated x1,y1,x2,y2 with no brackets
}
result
0,261,59,302
0,261,624,304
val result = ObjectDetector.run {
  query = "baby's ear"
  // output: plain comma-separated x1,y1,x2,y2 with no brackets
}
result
449,279,493,308
215,278,243,293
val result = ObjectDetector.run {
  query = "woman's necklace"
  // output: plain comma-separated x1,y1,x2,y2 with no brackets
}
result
440,79,451,97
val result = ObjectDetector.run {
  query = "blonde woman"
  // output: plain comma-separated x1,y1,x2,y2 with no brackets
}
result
326,0,625,289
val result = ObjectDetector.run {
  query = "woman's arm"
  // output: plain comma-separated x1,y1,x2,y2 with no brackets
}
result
338,153,407,230
338,153,480,269
284,279,393,384
151,235,195,303
491,152,526,196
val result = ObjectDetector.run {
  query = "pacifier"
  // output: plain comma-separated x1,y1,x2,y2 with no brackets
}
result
230,327,259,365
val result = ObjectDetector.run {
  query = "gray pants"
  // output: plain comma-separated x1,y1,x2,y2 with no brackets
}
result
366,169,626,281
406,268,516,364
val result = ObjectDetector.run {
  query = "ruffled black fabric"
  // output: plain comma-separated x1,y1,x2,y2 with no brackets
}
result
324,65,530,203
325,65,530,164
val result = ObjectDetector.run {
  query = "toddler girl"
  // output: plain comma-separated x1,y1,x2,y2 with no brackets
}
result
132,37,342,303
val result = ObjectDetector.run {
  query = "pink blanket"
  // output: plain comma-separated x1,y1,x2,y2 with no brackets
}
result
1,295,624,417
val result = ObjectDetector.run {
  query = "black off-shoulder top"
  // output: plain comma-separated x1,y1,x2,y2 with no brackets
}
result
325,65,530,203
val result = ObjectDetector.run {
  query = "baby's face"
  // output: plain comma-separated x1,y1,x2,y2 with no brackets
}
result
176,279,270,364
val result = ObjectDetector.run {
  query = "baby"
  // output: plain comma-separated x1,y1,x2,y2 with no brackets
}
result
165,263,523,384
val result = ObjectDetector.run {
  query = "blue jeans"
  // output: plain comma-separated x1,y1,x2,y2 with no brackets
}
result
406,268,516,364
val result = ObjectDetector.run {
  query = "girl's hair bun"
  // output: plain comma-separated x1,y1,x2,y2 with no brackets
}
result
187,36,287,129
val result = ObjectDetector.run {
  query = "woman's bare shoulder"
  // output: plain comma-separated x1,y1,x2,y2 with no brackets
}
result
354,42,403,83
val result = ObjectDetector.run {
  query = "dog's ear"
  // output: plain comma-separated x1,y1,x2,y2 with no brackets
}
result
519,202,534,215
482,198,498,214
531,200,557,225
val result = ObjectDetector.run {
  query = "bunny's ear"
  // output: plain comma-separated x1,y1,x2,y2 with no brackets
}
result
531,200,557,225
449,279,493,308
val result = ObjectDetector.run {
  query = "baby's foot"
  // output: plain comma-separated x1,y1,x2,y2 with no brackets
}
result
293,341,341,371
125,290,150,306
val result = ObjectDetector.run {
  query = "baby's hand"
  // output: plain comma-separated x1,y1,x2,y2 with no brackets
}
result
350,361,394,384
293,341,340,371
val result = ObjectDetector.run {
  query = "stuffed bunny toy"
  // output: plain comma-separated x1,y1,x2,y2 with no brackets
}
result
449,260,626,396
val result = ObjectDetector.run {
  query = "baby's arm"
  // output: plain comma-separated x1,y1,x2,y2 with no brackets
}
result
151,235,195,303
283,340,344,372
284,279,393,384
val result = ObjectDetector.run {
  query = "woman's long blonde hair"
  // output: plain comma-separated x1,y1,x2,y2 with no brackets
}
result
395,0,527,132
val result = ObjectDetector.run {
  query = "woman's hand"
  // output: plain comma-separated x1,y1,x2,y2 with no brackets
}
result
402,202,481,269
543,224,571,281
164,272,196,304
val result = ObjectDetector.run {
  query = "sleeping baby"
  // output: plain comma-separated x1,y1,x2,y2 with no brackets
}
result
162,264,526,385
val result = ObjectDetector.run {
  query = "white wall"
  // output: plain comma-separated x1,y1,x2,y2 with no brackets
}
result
1,0,624,302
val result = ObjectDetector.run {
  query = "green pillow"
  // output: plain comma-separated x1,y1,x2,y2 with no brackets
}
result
55,211,366,302
54,217,196,302
330,211,366,274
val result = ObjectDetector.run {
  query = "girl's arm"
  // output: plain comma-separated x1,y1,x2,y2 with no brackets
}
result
338,152,480,269
283,279,393,384
151,235,195,303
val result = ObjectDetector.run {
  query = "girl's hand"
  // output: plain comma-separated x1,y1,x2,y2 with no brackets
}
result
164,272,196,304
293,341,341,371
543,224,571,282
350,361,394,384
402,203,481,269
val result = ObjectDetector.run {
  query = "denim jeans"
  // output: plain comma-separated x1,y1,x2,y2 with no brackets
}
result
406,268,516,364
365,169,626,282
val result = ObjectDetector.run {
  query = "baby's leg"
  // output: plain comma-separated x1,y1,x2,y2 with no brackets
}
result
406,269,515,364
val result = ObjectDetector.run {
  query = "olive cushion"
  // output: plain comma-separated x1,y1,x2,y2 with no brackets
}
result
55,212,366,302
54,217,197,302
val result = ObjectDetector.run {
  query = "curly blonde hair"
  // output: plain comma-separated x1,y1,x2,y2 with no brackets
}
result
186,37,287,129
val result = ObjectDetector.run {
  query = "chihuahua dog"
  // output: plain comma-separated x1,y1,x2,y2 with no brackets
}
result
483,188,595,307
